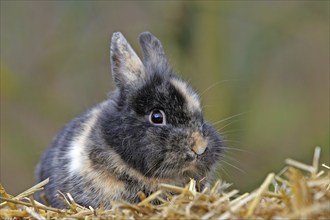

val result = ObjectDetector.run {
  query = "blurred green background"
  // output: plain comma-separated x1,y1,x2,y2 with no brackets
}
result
1,1,329,195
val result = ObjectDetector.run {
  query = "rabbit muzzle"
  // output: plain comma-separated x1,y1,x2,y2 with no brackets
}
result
191,132,207,155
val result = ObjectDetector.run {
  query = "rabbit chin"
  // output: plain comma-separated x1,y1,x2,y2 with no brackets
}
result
150,162,197,180
180,168,206,184
181,163,198,174
168,161,204,180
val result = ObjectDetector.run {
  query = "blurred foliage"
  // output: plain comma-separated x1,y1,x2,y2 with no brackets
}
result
1,1,329,194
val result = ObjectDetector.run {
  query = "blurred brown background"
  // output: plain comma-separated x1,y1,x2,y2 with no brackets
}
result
1,1,329,195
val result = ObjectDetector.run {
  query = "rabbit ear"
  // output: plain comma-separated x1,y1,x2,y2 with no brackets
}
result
139,32,168,71
110,32,145,88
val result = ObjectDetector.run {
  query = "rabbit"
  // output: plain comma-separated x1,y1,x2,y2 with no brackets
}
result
35,32,223,209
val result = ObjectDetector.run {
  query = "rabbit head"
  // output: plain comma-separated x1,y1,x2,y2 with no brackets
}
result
99,32,223,183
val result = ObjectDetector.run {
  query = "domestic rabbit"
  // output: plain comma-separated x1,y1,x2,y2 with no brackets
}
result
35,32,223,208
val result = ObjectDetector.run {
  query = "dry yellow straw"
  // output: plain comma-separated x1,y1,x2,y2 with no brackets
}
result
246,173,275,217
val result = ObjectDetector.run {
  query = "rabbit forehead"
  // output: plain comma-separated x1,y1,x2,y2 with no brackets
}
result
169,78,201,112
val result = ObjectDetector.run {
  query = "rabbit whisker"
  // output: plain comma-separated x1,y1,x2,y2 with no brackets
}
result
221,160,246,174
200,79,242,96
211,112,247,126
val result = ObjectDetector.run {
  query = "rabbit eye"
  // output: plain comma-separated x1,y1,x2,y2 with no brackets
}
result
149,109,166,125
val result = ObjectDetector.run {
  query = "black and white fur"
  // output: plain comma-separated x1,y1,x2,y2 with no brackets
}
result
36,32,223,208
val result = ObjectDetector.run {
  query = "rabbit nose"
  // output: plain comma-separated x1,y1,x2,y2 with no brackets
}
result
191,132,207,155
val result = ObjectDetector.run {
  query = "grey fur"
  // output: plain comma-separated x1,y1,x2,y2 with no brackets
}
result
36,32,223,209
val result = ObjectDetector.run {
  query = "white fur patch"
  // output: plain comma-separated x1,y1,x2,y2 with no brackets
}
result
68,107,101,174
170,79,201,112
